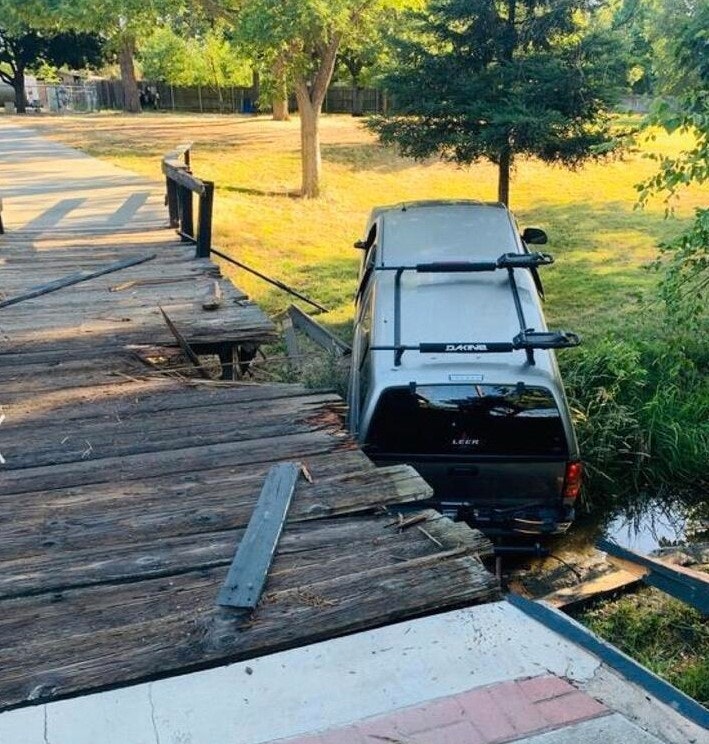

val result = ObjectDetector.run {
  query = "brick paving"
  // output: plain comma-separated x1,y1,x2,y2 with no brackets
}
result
280,675,609,744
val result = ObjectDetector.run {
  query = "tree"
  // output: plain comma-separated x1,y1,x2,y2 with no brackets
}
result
140,21,251,98
46,0,182,113
638,0,708,325
0,6,103,114
369,0,625,205
232,0,409,198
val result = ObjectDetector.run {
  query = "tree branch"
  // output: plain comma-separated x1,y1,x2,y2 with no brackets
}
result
310,31,341,109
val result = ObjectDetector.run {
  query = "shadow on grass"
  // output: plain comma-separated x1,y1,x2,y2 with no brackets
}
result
518,201,690,250
321,142,430,174
219,185,302,199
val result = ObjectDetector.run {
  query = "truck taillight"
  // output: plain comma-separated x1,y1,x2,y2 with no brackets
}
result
563,461,583,502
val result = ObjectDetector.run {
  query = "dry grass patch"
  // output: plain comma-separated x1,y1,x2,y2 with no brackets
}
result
18,112,709,338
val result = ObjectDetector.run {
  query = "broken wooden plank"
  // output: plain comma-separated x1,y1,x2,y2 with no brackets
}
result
597,538,709,614
158,305,211,379
201,280,223,311
288,304,352,356
0,254,156,309
540,569,642,609
283,317,300,370
217,462,300,609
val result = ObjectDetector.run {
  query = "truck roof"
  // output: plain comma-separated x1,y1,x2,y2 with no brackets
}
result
364,201,558,383
367,201,518,265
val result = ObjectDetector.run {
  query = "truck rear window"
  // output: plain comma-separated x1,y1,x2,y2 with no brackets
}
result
365,385,568,457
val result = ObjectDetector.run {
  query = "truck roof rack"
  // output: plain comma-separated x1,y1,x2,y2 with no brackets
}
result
370,252,580,366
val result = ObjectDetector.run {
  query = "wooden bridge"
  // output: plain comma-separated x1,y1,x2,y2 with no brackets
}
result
0,121,497,712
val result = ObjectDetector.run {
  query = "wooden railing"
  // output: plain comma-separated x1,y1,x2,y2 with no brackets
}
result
162,144,214,258
161,145,329,314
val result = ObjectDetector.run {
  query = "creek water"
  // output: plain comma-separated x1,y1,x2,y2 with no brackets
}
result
588,490,708,554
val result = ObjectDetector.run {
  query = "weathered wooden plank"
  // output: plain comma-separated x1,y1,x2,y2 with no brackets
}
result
162,163,206,196
0,548,497,710
0,254,157,309
0,511,454,600
0,430,343,496
0,302,275,350
540,570,642,609
0,394,339,469
0,463,426,563
217,463,300,609
2,380,314,422
0,276,244,311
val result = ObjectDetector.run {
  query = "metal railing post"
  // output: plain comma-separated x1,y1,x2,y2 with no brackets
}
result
196,180,214,258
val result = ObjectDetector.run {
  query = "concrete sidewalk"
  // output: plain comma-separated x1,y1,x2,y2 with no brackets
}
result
0,602,704,744
0,119,165,233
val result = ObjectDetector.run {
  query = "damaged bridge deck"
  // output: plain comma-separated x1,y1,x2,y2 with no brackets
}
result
0,121,498,713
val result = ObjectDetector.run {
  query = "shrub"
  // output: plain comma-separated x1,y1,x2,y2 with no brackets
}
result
559,336,708,507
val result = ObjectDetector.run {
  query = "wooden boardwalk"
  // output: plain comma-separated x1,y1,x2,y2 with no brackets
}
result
0,121,498,712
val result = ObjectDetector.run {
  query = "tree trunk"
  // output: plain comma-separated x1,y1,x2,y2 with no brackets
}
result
292,33,341,198
295,88,321,198
118,38,141,114
272,56,289,121
13,66,26,114
251,68,260,112
352,86,364,117
272,97,289,121
498,148,511,206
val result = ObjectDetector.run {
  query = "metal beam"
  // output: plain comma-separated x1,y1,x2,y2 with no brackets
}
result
217,463,301,610
210,248,328,313
507,593,709,731
288,304,352,357
597,538,709,614
0,254,156,309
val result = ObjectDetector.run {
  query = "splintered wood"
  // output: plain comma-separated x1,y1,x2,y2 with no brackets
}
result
0,239,499,713
0,136,497,713
0,381,498,711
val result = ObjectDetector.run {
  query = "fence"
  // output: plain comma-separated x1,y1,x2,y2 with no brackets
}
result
94,79,387,115
30,83,100,113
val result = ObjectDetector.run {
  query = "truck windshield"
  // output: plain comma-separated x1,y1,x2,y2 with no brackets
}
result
365,385,568,457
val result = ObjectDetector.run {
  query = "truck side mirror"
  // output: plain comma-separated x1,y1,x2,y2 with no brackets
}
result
522,227,548,245
354,239,366,249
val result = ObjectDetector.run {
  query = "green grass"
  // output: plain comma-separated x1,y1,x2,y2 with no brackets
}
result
578,588,709,707
20,112,709,498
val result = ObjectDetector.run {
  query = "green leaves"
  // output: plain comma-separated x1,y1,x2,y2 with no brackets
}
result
637,2,708,326
140,22,251,86
369,0,623,198
653,208,709,329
